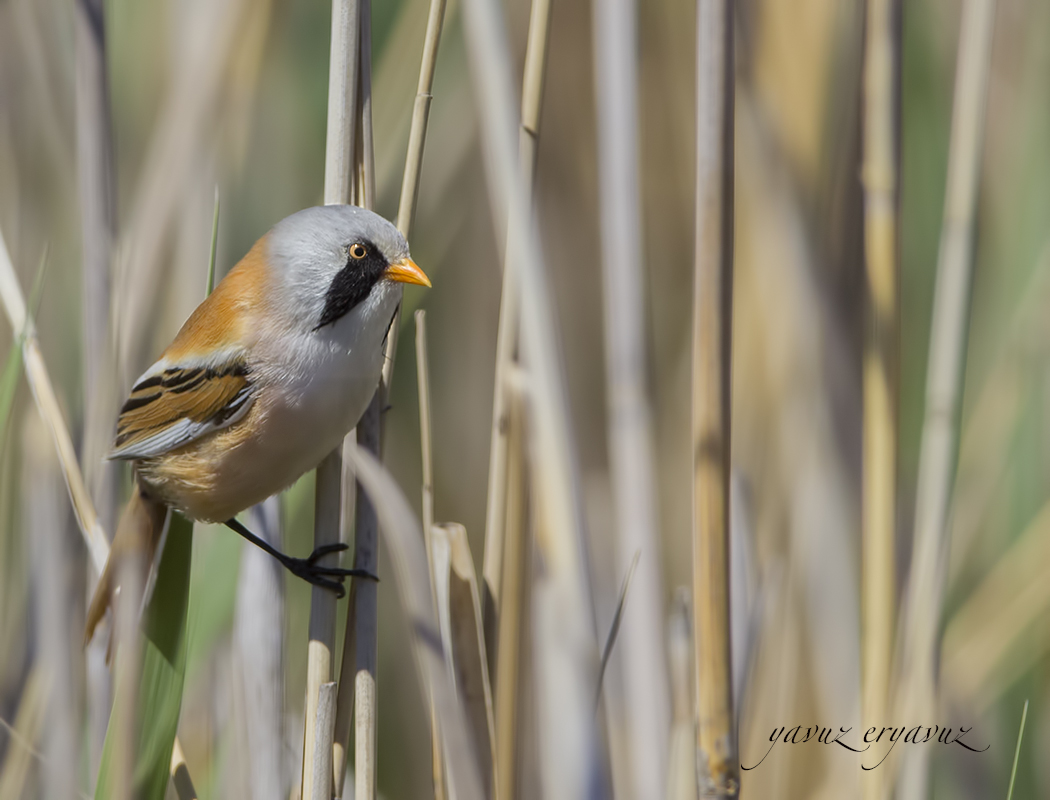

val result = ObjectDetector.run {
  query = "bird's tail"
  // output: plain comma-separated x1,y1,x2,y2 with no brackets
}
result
85,482,168,645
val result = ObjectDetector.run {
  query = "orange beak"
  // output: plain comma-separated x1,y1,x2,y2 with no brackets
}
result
383,257,431,288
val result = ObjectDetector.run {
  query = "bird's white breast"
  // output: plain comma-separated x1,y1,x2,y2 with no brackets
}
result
253,282,401,484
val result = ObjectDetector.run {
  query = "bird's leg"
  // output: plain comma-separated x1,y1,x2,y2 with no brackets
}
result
223,517,378,598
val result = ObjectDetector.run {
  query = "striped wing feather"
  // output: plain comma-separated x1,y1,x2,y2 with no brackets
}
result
111,234,270,460
111,360,254,459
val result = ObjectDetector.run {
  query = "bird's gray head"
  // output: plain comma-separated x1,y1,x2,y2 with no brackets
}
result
266,205,428,332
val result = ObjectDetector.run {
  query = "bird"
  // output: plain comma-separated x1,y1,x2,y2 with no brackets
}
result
85,204,430,642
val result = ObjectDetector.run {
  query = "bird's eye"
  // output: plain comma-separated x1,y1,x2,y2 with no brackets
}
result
349,243,367,260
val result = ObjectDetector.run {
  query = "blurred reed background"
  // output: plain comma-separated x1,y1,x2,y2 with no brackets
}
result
0,0,1048,797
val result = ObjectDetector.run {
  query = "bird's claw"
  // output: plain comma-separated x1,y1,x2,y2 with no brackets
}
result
286,543,379,598
306,542,348,564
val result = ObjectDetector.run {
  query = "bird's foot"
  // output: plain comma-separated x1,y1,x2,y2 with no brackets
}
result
282,542,378,598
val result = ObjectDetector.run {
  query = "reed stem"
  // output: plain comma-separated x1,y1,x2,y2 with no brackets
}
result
860,2,901,799
894,1,996,796
492,369,527,800
415,310,446,800
692,0,737,795
305,0,361,794
481,0,552,663
74,0,118,535
593,0,670,792
459,0,600,794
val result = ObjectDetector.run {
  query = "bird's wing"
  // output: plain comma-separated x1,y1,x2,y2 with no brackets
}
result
110,353,255,460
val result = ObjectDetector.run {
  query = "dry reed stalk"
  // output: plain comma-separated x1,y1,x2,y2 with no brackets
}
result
860,2,900,799
357,0,376,211
666,590,697,800
0,226,199,799
492,368,527,800
0,231,108,572
348,400,380,800
371,0,442,203
25,421,78,800
307,449,348,800
432,522,497,792
459,0,599,794
333,0,451,790
324,0,362,209
347,6,384,798
893,1,996,796
380,0,448,399
416,311,437,565
110,532,147,800
74,0,118,526
377,0,448,411
234,498,285,800
74,4,120,776
693,0,736,795
395,0,448,238
593,0,670,794
342,444,485,800
311,682,338,800
169,740,198,800
480,0,551,650
474,7,552,792
304,0,362,794
303,442,343,800
414,310,447,800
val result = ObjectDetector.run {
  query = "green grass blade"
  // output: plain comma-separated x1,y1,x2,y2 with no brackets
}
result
206,187,220,296
0,339,22,452
26,244,49,320
94,512,194,800
1006,699,1029,800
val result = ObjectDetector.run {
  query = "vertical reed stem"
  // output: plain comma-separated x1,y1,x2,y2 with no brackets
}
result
26,428,77,800
860,2,900,799
416,311,436,571
350,399,380,800
358,0,376,211
593,0,670,794
380,0,448,392
692,0,736,795
459,0,600,794
324,0,361,208
312,682,338,800
71,0,112,283
493,370,527,800
111,536,147,800
332,0,449,788
895,0,996,797
415,310,447,800
305,0,360,795
481,0,551,671
396,0,449,239
351,7,382,798
74,0,118,534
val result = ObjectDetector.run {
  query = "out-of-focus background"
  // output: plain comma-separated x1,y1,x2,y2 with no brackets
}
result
0,0,1047,797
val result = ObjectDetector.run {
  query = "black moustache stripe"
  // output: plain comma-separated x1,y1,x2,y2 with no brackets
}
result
316,238,389,329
